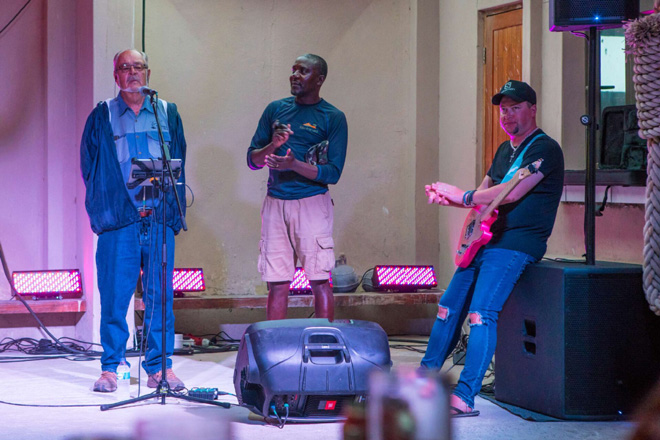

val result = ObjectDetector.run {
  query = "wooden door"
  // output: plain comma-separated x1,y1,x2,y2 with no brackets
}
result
483,7,523,172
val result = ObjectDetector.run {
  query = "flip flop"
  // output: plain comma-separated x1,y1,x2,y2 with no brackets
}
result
450,405,480,418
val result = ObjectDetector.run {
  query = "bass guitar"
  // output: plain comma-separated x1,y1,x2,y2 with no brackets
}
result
455,158,543,268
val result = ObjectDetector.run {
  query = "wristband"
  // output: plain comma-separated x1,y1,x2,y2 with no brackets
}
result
465,190,476,207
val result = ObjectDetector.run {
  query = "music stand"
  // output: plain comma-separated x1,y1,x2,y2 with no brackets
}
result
127,158,182,190
101,93,228,411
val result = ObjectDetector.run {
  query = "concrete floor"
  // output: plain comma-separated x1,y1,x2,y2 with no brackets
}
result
0,338,636,440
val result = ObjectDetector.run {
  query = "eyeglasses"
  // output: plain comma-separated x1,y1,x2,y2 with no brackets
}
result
115,63,148,72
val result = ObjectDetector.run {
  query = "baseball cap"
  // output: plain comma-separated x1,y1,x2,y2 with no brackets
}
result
492,80,537,105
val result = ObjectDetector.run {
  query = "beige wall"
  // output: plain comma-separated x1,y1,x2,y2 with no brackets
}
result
138,0,426,294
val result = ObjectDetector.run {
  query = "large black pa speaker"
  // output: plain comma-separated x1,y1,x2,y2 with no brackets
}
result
233,318,391,422
495,260,660,420
550,0,639,32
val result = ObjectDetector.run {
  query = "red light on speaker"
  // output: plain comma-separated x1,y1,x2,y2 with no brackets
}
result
372,265,437,292
173,268,205,292
12,270,83,299
321,400,337,411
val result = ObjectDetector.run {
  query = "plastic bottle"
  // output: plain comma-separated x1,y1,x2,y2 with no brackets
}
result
117,358,131,400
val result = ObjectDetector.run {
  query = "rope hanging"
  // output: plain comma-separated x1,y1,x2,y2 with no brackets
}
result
625,13,660,315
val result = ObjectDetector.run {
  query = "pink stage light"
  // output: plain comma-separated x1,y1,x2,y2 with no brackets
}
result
289,267,333,295
372,265,437,292
12,270,83,300
173,268,205,292
289,267,312,294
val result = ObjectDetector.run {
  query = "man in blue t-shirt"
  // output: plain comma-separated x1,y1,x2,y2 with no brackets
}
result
247,54,348,321
420,80,564,417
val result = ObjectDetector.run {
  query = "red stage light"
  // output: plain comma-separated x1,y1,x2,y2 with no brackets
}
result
372,265,437,292
12,270,83,300
173,268,205,292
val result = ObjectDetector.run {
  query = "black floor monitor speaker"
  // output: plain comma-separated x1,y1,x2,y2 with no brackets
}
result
495,260,660,420
233,318,391,422
550,0,639,32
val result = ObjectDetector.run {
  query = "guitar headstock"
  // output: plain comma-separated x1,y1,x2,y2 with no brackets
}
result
518,158,543,179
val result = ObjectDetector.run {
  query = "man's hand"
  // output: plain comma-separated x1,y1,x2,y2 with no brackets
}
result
249,121,295,168
266,148,296,170
425,182,464,206
271,121,294,149
425,184,445,205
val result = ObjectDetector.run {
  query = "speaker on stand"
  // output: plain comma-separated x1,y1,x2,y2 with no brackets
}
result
549,0,640,263
550,0,640,32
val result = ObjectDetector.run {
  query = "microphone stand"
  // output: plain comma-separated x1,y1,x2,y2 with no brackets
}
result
101,92,228,411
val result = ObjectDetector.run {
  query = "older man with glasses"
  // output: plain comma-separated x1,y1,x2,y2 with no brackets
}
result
80,49,188,393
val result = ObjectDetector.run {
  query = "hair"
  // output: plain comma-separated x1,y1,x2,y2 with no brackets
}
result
301,53,328,77
113,49,149,70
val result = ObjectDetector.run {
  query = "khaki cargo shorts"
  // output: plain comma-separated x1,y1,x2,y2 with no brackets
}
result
258,192,335,282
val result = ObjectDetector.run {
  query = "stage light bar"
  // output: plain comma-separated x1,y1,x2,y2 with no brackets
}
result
289,267,312,294
372,265,437,292
12,269,83,300
289,267,333,295
173,268,205,292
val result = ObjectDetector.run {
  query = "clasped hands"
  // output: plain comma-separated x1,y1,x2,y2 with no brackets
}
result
425,182,464,206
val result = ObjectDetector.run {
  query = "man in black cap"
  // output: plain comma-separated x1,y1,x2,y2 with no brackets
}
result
420,80,564,417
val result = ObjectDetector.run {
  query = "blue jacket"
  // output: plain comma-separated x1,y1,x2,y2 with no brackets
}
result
80,100,187,235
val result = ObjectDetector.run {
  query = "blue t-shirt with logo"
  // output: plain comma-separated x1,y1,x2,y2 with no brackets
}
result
247,97,348,200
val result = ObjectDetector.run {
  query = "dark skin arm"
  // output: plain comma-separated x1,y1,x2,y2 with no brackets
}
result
264,148,320,180
250,121,320,180
249,122,294,168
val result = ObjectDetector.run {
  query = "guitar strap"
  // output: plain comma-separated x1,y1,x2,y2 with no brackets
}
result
501,132,546,183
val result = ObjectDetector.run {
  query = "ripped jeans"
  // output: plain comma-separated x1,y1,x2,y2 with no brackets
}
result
420,248,536,408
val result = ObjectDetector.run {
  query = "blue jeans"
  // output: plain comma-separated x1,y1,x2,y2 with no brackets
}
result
421,248,536,408
96,217,175,375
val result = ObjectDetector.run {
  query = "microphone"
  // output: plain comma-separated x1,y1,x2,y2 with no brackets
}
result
139,86,158,97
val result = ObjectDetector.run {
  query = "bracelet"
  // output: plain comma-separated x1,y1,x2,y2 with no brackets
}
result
465,190,476,207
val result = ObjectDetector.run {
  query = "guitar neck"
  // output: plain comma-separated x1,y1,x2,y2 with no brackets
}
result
479,173,525,219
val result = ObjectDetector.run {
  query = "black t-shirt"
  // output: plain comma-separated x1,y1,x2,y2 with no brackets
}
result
485,128,564,260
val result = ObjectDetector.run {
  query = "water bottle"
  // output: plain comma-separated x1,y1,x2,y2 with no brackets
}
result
117,358,131,400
